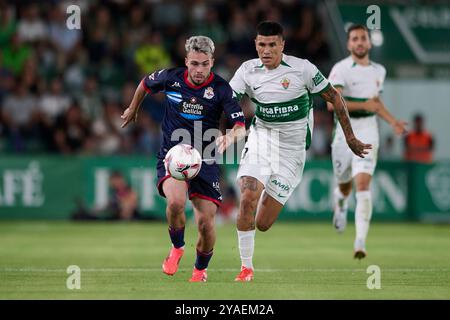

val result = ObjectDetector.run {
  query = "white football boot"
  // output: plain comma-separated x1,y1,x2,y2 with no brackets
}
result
333,204,348,233
353,238,367,260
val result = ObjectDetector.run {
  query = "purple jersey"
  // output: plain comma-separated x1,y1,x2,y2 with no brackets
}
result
141,67,245,161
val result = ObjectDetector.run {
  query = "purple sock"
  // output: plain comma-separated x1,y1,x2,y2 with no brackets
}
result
168,226,185,249
195,249,213,270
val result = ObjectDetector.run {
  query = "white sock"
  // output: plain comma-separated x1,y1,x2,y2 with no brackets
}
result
355,191,372,242
237,229,255,270
334,187,349,210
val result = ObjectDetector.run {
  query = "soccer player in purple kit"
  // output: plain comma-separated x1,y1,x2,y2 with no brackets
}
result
121,36,246,282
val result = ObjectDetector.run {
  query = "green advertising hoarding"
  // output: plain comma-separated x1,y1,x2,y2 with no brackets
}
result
82,156,167,218
336,4,450,77
82,158,409,221
0,156,82,219
409,162,450,222
3,156,446,221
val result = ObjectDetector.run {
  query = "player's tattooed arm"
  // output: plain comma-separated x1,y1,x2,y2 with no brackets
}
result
121,82,147,128
326,86,374,112
320,85,372,158
320,85,352,135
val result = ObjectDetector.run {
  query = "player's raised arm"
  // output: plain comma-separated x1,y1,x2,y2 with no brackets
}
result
121,69,167,128
320,85,372,158
120,81,147,128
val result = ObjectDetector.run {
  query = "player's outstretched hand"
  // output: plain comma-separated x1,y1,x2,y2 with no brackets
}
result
121,106,138,128
392,120,408,136
216,134,231,154
347,136,372,158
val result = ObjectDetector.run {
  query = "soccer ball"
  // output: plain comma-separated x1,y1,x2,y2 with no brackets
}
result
164,144,202,181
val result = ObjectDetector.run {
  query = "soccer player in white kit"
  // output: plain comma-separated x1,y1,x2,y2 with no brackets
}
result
229,21,372,281
328,24,407,259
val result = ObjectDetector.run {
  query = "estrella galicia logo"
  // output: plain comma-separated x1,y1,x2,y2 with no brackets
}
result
179,96,205,120
166,92,205,120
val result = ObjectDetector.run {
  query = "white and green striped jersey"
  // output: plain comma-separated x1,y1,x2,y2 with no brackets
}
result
329,56,386,118
229,54,330,124
329,56,386,147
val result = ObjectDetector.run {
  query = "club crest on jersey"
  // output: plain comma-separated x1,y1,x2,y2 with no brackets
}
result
281,77,290,89
203,87,214,99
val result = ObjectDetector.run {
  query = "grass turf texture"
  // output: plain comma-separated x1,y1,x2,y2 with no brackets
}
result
0,221,449,299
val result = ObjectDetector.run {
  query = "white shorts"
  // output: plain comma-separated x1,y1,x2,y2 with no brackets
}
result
332,115,379,183
331,141,379,184
236,118,309,205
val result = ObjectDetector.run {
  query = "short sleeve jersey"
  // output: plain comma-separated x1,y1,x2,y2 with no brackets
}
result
141,67,245,160
229,54,330,124
328,56,386,118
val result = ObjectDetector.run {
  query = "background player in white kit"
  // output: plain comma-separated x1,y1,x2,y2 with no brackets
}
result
327,24,407,259
228,21,372,281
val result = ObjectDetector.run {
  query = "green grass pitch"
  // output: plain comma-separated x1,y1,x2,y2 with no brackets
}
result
0,221,449,299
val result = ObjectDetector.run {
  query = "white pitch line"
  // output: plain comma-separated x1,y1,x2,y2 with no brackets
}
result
1,268,448,273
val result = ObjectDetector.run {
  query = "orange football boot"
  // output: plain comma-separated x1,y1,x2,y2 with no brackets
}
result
189,267,207,282
234,266,254,282
162,247,184,276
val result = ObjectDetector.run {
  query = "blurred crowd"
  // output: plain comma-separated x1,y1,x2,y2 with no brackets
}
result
0,0,333,157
